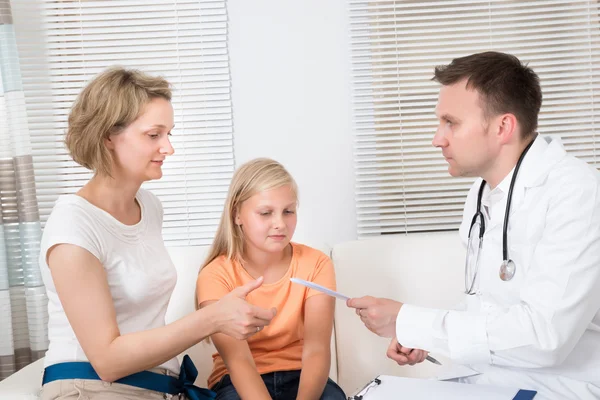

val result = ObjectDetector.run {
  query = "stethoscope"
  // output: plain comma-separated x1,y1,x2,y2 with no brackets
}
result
469,139,535,283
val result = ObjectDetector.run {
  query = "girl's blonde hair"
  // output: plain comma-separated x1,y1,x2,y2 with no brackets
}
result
202,158,298,269
66,67,172,177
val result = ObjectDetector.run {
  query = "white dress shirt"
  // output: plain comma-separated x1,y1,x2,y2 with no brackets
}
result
395,136,600,399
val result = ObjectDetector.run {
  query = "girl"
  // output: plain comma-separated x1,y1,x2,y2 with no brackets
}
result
196,158,346,400
39,68,276,400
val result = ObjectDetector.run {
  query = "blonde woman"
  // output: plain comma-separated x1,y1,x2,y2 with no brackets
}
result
39,68,276,400
196,159,346,400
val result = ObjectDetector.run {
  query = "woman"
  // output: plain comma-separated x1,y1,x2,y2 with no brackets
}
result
39,67,276,400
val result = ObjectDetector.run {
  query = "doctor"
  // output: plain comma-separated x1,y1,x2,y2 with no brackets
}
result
347,51,600,400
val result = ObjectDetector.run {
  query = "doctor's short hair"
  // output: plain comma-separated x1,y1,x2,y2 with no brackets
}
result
201,158,299,270
66,67,172,177
432,51,542,141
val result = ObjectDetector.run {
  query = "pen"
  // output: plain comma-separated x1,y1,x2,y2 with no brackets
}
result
426,355,442,365
402,348,442,365
401,349,442,365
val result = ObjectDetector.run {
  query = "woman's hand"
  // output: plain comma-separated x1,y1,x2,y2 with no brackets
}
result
211,277,277,340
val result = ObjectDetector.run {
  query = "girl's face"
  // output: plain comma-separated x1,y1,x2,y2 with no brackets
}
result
235,184,298,256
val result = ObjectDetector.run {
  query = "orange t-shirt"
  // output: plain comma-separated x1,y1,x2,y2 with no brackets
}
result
196,243,336,388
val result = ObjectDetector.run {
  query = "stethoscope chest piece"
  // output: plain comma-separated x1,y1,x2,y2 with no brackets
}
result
499,259,516,281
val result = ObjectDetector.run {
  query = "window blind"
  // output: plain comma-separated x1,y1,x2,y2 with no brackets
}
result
10,0,234,245
349,0,599,237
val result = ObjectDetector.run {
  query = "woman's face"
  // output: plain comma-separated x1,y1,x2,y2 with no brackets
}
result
106,97,175,183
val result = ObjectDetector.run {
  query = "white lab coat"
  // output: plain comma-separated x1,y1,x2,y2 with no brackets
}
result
395,136,600,400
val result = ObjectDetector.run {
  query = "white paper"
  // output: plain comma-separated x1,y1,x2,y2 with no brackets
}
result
290,278,350,301
354,375,529,400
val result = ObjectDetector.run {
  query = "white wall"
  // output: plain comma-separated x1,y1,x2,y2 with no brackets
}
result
227,0,357,248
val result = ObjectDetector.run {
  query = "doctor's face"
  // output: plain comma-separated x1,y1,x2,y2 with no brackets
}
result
432,80,497,178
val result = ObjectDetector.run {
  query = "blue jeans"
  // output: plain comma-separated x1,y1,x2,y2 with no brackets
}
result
212,370,346,400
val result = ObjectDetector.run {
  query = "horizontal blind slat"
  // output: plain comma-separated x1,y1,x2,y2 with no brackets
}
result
11,0,234,245
350,0,600,237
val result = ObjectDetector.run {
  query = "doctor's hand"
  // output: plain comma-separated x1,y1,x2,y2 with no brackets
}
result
346,296,403,338
387,337,428,366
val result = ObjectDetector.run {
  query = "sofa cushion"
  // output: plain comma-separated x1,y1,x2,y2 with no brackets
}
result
331,231,466,395
166,246,216,387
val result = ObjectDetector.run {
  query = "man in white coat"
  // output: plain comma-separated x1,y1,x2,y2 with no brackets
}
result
347,51,600,400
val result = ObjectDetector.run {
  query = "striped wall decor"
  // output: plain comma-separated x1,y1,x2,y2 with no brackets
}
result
0,0,48,381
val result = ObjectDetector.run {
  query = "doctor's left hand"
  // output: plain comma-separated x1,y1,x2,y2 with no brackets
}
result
347,296,403,338
387,337,428,366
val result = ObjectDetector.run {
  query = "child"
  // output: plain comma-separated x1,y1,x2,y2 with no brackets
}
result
196,158,346,400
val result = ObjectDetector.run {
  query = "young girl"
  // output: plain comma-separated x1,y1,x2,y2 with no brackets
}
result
39,68,276,400
196,158,346,400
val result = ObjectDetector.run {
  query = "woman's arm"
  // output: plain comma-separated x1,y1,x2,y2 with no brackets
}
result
297,294,335,400
48,244,274,382
200,300,272,400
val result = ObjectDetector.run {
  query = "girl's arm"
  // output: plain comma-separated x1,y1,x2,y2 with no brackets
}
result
48,244,274,382
200,300,272,400
297,294,336,400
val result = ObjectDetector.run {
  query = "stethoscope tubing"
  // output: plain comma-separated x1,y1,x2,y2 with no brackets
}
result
470,138,536,264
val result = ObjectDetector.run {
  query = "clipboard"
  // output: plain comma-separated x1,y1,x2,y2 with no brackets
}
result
349,375,537,400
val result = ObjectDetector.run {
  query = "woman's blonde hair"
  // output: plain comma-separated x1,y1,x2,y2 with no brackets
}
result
202,158,299,269
66,66,172,177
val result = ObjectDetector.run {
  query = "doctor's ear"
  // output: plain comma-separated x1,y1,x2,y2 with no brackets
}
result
497,113,518,144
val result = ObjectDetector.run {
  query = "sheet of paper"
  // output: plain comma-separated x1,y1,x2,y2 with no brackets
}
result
290,278,350,301
354,375,531,400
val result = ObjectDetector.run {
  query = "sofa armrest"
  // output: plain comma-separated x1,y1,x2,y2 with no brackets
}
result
0,358,44,400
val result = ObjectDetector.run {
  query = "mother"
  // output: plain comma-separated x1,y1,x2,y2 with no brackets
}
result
39,67,276,400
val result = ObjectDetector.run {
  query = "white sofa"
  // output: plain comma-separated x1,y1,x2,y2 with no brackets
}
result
0,245,336,400
0,232,465,399
331,231,466,395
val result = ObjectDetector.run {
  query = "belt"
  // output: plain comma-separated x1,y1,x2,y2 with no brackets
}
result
42,355,215,400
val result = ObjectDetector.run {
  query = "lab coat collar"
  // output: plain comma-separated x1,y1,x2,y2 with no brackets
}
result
517,134,567,189
484,135,567,233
